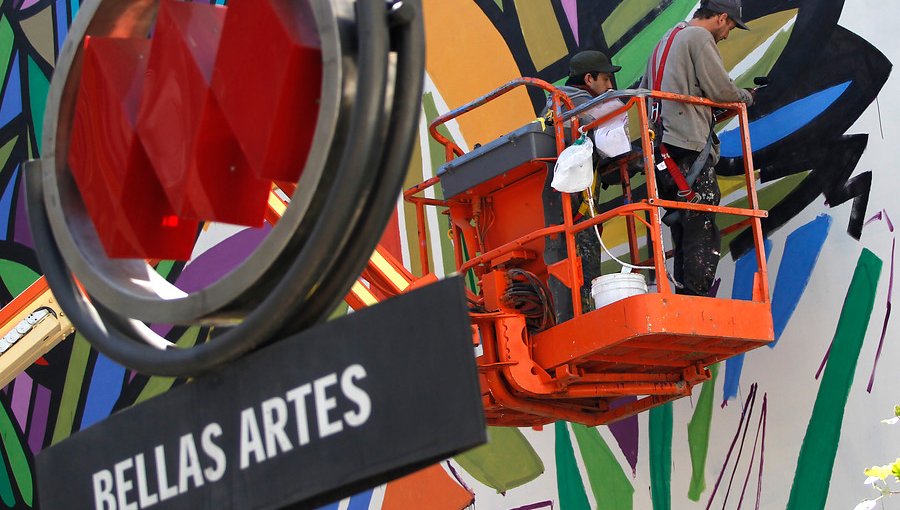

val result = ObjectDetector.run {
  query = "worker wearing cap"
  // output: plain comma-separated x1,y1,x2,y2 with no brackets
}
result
543,50,628,322
546,50,621,130
640,0,754,296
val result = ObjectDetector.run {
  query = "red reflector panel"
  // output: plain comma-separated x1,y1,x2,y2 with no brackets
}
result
136,0,270,227
68,37,198,260
212,0,323,182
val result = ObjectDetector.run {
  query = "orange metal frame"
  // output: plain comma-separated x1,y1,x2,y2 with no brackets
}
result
1,82,773,428
402,79,774,427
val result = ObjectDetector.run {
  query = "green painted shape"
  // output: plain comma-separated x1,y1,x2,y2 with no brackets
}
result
0,399,32,505
51,334,92,445
603,0,662,48
0,261,39,297
613,0,698,87
154,260,176,279
687,363,719,500
734,26,794,89
786,249,882,510
0,16,13,101
454,426,544,493
493,0,502,10
27,56,49,155
0,412,17,507
422,92,475,287
718,171,810,257
0,137,18,171
649,403,673,510
571,424,634,510
135,327,202,404
555,421,590,509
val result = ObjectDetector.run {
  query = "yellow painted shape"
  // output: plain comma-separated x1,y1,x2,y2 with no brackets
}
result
718,171,760,198
513,0,568,72
424,0,534,147
601,216,647,250
603,0,661,47
20,7,55,66
718,9,798,71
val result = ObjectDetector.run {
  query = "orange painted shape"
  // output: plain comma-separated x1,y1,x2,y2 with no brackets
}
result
382,464,474,510
423,0,533,145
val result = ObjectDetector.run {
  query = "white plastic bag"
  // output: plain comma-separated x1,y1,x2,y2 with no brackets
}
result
589,99,630,158
551,135,594,193
594,120,630,157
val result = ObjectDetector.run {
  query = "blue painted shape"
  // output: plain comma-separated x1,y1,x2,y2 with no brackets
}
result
80,354,125,429
0,54,21,127
0,166,18,240
723,239,772,402
719,82,851,157
70,0,80,19
348,491,374,510
315,503,340,510
771,214,832,346
56,0,69,52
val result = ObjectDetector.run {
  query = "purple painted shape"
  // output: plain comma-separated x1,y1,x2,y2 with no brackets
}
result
608,396,639,475
560,0,578,45
863,210,895,393
511,501,554,510
815,343,831,380
706,383,758,510
28,384,50,453
755,396,767,510
11,373,32,431
865,209,894,233
14,177,32,249
445,461,473,495
737,393,767,510
175,225,270,293
867,237,894,392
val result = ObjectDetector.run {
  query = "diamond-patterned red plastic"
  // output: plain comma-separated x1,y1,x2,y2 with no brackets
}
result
68,37,199,260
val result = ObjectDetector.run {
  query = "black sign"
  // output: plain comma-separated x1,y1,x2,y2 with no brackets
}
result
36,278,485,510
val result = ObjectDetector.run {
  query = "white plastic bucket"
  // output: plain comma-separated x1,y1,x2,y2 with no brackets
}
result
591,272,648,309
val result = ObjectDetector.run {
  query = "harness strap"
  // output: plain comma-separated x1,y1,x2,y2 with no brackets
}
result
650,25,697,202
652,25,685,91
658,145,698,203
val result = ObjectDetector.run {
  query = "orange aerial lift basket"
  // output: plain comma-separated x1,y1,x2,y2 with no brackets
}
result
404,78,774,427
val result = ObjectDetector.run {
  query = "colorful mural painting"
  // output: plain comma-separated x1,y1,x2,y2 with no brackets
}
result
0,0,895,508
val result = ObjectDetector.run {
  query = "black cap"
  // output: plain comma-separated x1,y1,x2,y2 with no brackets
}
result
568,50,621,79
702,0,749,30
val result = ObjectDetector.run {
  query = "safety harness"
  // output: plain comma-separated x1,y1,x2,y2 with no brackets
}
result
649,24,716,205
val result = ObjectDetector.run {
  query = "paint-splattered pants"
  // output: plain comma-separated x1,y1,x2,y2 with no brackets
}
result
542,169,602,323
656,145,721,296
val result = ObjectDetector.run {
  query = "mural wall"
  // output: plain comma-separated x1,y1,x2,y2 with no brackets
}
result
0,0,895,509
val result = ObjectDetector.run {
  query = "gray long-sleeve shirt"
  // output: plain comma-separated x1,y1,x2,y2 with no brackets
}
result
640,23,752,163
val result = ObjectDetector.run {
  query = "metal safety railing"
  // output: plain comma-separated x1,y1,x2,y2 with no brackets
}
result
408,81,770,319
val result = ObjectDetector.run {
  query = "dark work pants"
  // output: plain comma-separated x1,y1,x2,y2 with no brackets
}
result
542,170,602,323
655,144,721,296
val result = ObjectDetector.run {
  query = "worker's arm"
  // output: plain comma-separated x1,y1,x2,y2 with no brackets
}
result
692,35,753,105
